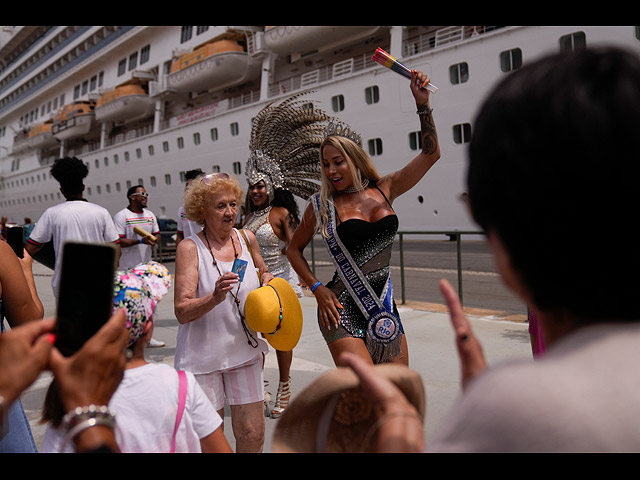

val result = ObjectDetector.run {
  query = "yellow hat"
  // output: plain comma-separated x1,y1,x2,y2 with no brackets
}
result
245,277,303,351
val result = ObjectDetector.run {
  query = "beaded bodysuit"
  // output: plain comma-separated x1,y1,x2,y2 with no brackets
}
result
244,206,302,296
319,186,403,363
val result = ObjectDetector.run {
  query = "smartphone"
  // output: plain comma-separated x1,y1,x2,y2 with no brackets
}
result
54,242,116,357
6,226,24,258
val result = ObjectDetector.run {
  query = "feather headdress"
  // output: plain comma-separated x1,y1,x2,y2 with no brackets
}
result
246,92,330,201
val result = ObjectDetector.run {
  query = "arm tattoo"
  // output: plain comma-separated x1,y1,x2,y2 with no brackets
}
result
418,103,438,155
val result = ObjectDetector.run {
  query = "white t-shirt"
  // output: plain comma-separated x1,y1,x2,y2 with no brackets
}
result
113,207,159,270
177,205,202,239
174,230,268,374
27,199,120,298
430,322,640,453
41,363,222,453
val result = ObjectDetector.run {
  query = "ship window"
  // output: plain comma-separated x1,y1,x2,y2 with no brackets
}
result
104,156,108,167
165,174,172,185
181,26,193,44
559,32,586,52
136,148,142,159
118,58,126,76
368,138,383,156
148,145,154,156
365,86,380,105
163,141,169,152
331,95,345,112
409,131,421,151
106,184,111,193
140,45,150,64
94,159,100,168
453,123,472,144
449,62,469,85
82,81,88,95
230,122,239,136
150,176,157,187
115,182,121,192
74,85,80,99
210,128,219,142
87,187,92,195
114,154,119,165
90,75,97,91
197,26,209,35
500,48,522,73
193,132,201,145
177,137,184,149
124,151,130,162
97,185,102,194
212,165,220,172
138,178,144,185
129,52,138,71
126,180,132,189
233,162,242,174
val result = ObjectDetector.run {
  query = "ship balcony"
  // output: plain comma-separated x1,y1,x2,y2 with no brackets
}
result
263,26,383,58
95,84,155,124
166,39,262,94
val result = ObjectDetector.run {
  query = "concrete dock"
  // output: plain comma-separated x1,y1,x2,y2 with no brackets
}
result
19,260,532,452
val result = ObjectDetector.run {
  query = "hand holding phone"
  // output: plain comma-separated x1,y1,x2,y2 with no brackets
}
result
54,242,117,357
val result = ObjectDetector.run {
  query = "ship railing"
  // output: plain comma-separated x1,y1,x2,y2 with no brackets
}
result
269,26,505,99
307,229,489,309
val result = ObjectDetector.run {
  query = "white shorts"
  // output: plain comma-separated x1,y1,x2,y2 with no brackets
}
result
194,354,264,411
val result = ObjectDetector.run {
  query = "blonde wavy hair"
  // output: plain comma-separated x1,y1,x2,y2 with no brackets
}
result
183,174,244,226
315,136,381,237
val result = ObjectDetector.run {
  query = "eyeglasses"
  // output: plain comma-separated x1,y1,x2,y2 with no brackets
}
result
201,172,230,186
130,192,149,197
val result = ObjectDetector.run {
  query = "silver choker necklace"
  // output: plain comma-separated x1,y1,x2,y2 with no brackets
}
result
341,177,369,194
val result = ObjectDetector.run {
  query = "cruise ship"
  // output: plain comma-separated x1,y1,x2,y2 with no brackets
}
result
1,26,638,233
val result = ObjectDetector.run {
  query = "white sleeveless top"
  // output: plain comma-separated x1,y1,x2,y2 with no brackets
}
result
174,229,268,374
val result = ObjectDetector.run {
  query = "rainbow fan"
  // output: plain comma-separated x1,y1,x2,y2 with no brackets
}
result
371,48,438,93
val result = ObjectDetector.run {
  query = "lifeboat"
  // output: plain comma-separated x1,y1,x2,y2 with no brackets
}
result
263,26,383,58
167,36,261,93
52,101,95,141
12,121,57,152
95,83,155,124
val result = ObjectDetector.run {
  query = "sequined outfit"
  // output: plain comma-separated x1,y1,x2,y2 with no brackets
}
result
320,187,404,363
244,206,302,297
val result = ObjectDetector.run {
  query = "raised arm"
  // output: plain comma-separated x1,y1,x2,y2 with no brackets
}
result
379,70,440,203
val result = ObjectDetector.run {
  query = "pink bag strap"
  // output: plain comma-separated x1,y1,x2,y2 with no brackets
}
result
171,370,187,453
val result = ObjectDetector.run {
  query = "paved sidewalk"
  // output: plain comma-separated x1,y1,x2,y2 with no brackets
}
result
21,261,532,452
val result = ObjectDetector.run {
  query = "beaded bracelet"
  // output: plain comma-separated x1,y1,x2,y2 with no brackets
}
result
310,281,322,293
60,405,116,451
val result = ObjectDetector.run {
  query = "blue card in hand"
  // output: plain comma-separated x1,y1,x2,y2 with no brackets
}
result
232,258,248,282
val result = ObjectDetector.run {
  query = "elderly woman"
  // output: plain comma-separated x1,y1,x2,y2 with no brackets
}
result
174,173,273,453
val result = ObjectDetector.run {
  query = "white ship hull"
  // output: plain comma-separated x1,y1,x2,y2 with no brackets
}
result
1,26,637,233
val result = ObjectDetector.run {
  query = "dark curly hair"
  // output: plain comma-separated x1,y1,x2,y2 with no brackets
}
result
50,157,88,196
246,188,300,227
468,47,640,321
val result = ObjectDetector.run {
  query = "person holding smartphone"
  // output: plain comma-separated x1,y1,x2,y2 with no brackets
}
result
174,172,274,452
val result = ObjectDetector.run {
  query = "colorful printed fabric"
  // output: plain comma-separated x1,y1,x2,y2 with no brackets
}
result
113,261,172,346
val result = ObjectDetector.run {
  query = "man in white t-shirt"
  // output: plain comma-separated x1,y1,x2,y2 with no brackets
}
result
176,169,204,247
26,157,120,299
113,185,160,270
